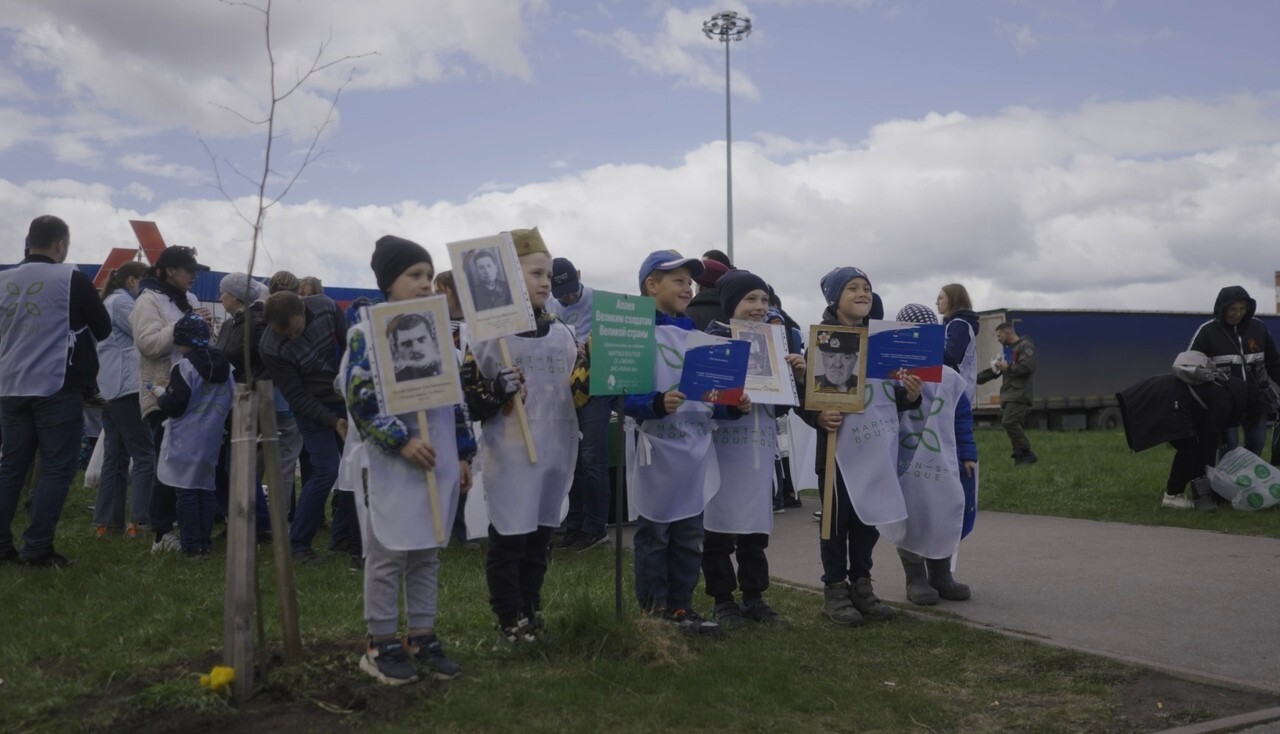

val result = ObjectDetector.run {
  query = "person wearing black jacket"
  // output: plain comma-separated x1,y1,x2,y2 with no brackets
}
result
1187,286,1280,460
0,215,112,566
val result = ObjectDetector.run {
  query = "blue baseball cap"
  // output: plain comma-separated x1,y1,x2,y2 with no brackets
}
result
637,249,704,292
551,257,580,299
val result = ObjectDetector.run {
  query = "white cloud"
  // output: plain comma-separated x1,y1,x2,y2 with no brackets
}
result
124,182,154,202
0,107,46,152
0,0,544,151
119,154,207,185
4,95,1279,322
580,4,761,100
995,21,1037,55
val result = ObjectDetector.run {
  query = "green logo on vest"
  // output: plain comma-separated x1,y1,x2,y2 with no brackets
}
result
1245,491,1264,509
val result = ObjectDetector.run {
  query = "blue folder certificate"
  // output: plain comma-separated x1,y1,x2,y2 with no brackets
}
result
865,320,945,382
678,331,750,405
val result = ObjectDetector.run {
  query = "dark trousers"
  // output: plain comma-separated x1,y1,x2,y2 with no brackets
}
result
817,469,879,586
175,488,215,555
0,389,84,556
1168,382,1235,494
485,524,553,626
702,530,770,604
146,412,178,541
1001,401,1033,457
773,458,796,509
451,490,469,544
633,514,704,612
565,396,613,537
290,405,345,554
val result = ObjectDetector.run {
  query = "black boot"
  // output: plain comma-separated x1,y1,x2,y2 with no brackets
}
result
897,549,938,605
1191,477,1218,512
926,557,971,601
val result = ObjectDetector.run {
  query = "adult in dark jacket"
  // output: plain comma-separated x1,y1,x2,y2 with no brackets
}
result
0,215,112,566
937,283,980,402
977,322,1037,465
685,258,729,331
1187,286,1280,458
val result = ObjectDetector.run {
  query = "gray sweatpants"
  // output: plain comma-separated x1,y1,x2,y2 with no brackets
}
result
363,530,441,636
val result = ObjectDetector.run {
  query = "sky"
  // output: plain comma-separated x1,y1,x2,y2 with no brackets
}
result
2,0,1278,321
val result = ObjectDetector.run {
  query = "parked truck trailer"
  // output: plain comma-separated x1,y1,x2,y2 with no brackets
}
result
973,309,1280,431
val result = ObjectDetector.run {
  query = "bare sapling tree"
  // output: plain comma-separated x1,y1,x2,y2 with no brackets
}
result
202,0,373,384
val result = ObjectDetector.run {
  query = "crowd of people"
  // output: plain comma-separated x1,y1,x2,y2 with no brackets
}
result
4,213,993,687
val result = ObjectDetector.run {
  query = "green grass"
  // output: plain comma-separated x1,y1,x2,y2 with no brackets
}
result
973,429,1280,538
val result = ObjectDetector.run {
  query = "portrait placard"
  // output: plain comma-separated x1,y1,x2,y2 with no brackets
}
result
362,296,463,416
805,324,868,413
732,319,798,406
446,233,536,343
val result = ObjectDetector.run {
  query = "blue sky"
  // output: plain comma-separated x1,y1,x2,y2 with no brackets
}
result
2,0,1278,319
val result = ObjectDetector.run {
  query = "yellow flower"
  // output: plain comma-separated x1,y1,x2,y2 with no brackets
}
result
199,666,236,693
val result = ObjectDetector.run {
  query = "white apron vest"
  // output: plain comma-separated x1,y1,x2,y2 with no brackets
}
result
157,360,233,490
627,325,717,523
704,406,777,535
473,323,578,535
0,262,75,397
358,404,460,551
882,368,967,559
833,378,907,528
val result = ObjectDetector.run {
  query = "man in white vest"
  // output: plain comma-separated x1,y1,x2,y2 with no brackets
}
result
0,215,112,567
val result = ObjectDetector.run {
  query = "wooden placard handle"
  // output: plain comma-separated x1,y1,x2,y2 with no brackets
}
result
821,430,837,541
498,337,538,463
416,411,445,540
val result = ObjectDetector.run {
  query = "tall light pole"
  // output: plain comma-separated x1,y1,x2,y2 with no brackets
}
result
703,10,751,265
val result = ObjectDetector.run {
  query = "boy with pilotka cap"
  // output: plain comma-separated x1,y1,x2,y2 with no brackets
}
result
625,249,752,636
463,228,583,645
800,266,922,627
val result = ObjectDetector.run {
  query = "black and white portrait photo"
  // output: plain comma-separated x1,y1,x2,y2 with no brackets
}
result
387,312,443,383
466,247,513,311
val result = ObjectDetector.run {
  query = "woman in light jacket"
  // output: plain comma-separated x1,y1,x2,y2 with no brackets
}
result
94,261,154,538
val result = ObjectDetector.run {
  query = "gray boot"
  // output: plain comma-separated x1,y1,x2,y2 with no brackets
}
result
822,581,865,626
1191,477,1218,512
897,549,938,606
926,557,971,601
850,577,896,620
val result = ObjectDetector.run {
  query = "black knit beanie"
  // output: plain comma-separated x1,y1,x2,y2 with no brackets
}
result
371,235,433,293
717,269,770,319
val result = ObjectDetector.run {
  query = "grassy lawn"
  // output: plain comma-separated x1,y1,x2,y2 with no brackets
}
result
973,428,1280,538
3,438,1279,733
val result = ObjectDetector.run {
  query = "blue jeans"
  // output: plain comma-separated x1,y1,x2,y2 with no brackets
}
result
565,396,613,537
289,405,344,554
0,390,85,556
633,513,704,612
175,488,216,555
1224,416,1268,457
94,393,155,528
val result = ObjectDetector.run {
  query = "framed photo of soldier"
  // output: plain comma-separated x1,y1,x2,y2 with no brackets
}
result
362,295,463,415
447,233,536,343
732,319,798,406
805,324,868,413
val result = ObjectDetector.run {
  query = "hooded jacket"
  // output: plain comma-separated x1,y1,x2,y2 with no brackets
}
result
943,309,980,369
156,347,232,419
685,287,723,332
216,300,267,385
1188,286,1280,422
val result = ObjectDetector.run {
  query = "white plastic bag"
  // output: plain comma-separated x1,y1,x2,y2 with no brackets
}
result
1205,447,1280,511
83,436,105,489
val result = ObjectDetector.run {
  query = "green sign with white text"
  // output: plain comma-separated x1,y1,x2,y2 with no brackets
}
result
590,291,655,396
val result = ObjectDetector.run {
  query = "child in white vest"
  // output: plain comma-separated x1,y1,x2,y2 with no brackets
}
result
624,250,752,637
462,228,582,645
152,313,234,559
344,236,476,685
700,270,804,629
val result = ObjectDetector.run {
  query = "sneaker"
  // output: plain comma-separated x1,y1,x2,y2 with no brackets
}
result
407,634,462,680
822,581,864,626
850,577,896,621
20,550,73,568
565,531,608,552
292,549,322,566
125,523,142,539
742,599,787,625
812,510,822,522
666,608,723,637
1014,452,1039,466
783,496,804,509
773,506,786,515
94,525,110,539
151,533,181,554
348,555,363,572
712,601,749,631
1161,493,1193,510
497,615,537,647
359,638,419,686
551,529,576,549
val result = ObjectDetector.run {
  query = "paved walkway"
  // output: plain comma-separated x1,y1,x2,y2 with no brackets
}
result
614,505,1280,694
